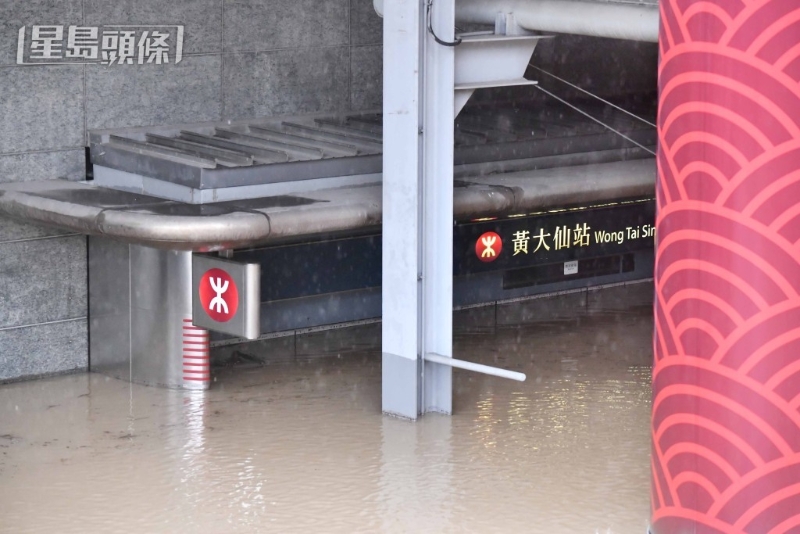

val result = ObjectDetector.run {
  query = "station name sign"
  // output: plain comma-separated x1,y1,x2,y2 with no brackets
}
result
16,25,184,65
454,200,656,275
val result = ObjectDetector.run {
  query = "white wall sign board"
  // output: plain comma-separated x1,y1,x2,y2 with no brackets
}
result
564,260,579,275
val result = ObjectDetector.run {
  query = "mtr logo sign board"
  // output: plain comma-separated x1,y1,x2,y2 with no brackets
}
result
198,269,239,322
192,255,260,340
476,232,502,262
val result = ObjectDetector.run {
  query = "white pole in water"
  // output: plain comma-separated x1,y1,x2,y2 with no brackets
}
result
424,353,527,382
421,0,456,415
381,0,426,420
382,0,456,419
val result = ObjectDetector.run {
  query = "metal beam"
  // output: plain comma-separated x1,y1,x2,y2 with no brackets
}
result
373,0,660,42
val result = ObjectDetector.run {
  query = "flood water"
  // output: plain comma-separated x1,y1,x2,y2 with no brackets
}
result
0,303,653,533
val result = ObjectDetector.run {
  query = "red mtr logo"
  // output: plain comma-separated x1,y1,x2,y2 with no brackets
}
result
198,268,239,323
476,231,502,262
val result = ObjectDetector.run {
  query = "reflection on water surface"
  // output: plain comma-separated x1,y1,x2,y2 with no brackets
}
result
0,305,652,533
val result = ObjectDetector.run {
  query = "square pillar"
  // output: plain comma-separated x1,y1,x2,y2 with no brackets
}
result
88,238,210,390
382,0,455,419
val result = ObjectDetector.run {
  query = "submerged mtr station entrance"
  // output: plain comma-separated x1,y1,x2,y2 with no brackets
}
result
1,0,798,531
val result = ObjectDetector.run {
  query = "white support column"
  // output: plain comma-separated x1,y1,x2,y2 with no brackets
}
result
382,0,455,419
381,0,424,419
421,0,455,414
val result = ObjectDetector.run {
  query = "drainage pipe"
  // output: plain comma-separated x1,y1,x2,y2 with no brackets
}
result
373,0,659,42
424,353,527,382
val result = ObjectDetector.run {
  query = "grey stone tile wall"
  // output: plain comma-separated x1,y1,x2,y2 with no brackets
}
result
224,0,349,52
0,66,85,154
85,55,223,130
350,0,382,46
0,0,83,66
0,150,85,184
0,0,384,382
0,319,88,382
84,0,224,55
0,219,72,243
0,236,87,329
222,47,350,120
350,45,381,111
0,232,88,382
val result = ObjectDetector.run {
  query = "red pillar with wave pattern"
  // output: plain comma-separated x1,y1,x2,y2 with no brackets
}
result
652,0,800,532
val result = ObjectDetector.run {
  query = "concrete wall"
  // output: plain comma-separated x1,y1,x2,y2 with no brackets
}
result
0,0,383,382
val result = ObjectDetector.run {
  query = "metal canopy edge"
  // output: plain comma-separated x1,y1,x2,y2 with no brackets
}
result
0,157,654,251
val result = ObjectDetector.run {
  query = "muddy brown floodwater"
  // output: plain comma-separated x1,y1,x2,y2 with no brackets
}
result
0,305,653,534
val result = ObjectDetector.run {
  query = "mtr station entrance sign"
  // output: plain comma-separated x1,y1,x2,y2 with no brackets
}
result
455,200,656,276
192,255,260,340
